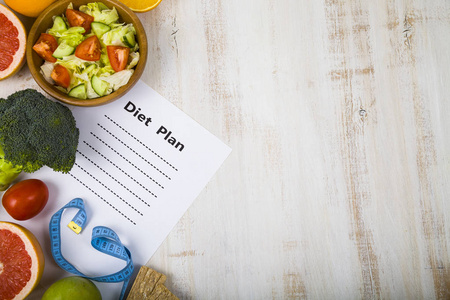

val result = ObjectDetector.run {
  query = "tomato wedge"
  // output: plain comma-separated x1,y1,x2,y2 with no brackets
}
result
51,64,71,89
107,46,130,72
66,9,94,34
32,33,58,63
75,35,101,61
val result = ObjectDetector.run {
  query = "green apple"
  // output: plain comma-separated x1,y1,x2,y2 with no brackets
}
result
42,276,102,300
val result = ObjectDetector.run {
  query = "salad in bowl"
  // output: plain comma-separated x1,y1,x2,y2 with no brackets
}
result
32,2,140,100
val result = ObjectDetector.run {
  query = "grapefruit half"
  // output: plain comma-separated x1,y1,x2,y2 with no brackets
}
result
0,4,26,81
0,221,45,300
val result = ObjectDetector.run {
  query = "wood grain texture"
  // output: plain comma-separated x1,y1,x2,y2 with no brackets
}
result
1,0,449,299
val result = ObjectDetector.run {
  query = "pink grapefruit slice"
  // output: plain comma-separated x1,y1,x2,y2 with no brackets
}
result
0,4,26,81
0,221,45,300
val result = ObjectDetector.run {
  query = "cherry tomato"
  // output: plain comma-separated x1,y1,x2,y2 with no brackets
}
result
32,33,58,63
75,35,101,61
107,46,130,72
66,9,94,34
51,64,71,88
2,179,49,221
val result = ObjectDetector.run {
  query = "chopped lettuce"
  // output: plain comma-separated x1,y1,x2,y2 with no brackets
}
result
57,55,90,74
79,2,119,25
50,27,85,47
40,62,55,83
99,69,134,91
102,23,138,51
127,52,139,69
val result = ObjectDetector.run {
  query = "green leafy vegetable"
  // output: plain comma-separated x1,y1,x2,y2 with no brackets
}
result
127,52,140,69
101,23,138,51
0,89,79,190
79,2,119,25
99,69,134,90
50,26,86,47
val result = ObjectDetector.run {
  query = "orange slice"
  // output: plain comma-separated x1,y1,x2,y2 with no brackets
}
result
0,4,26,81
0,221,45,300
4,0,56,18
118,0,163,12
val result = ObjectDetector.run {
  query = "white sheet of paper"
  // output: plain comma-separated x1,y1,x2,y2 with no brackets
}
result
0,81,231,299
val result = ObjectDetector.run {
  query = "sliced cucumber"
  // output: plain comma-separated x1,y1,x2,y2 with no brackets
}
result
51,16,68,33
122,32,136,48
84,64,97,74
91,22,111,39
68,84,87,99
91,75,109,97
52,43,75,59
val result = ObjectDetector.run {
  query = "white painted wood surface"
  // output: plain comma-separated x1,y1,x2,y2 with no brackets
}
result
1,0,449,299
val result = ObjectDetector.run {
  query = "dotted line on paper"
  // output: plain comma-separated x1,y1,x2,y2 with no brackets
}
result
97,123,172,180
91,132,165,189
77,150,151,208
104,115,179,171
83,141,157,198
69,173,136,226
74,162,144,216
74,163,143,216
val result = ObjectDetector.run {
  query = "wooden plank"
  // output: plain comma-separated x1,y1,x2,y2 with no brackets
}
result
147,0,450,299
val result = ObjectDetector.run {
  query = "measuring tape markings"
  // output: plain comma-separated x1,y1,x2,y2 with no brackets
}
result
49,198,134,300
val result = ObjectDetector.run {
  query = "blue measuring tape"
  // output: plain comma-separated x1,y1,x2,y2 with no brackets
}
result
49,198,133,300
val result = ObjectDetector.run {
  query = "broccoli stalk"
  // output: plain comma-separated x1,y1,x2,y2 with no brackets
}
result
0,89,79,191
0,146,21,191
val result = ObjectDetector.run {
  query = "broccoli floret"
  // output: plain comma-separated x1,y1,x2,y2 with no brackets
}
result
0,89,79,190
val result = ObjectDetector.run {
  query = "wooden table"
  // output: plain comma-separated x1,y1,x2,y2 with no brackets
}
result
1,0,449,299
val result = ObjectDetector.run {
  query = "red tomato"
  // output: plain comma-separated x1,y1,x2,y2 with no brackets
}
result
32,33,58,63
107,46,130,72
66,9,94,34
2,179,49,221
51,64,71,88
75,35,101,61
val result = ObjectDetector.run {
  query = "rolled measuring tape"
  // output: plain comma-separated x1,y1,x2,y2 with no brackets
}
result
49,198,133,300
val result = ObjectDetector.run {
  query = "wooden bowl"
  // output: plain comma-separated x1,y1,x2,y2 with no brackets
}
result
26,0,147,107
